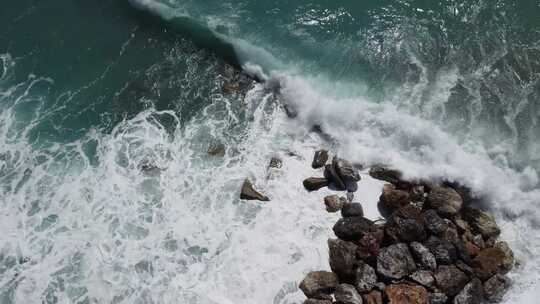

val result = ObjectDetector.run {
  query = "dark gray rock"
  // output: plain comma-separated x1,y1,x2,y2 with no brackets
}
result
325,164,346,190
304,299,332,304
303,177,329,191
463,207,501,239
377,243,417,280
355,261,378,293
335,284,363,304
299,271,339,299
434,265,470,296
385,205,427,242
410,270,435,288
369,166,403,185
378,184,411,217
333,217,377,242
427,186,463,217
312,150,329,169
240,179,270,201
269,157,283,169
324,195,345,213
410,242,437,270
356,230,385,265
424,236,457,265
328,238,358,282
207,142,225,156
429,293,448,304
423,209,448,235
342,203,365,217
334,157,361,182
453,278,483,304
483,274,510,302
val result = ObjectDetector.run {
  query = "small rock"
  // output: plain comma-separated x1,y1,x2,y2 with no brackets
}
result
434,265,470,296
409,242,437,270
240,179,270,201
325,195,345,213
355,261,378,293
362,291,383,304
483,274,510,302
369,166,403,185
377,243,417,280
304,299,332,304
334,157,361,182
429,293,448,304
207,142,225,156
462,207,501,239
342,203,365,217
328,239,358,282
427,186,463,217
312,150,329,169
333,217,377,242
379,184,411,217
410,270,435,288
472,247,510,280
303,177,329,191
325,164,346,190
385,205,427,242
335,284,363,304
357,230,385,265
423,210,448,235
453,278,483,304
299,271,339,299
269,157,283,169
424,236,457,265
384,283,429,304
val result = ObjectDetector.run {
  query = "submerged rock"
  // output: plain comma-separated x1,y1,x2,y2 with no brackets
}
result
299,271,339,299
325,195,345,213
453,278,483,304
269,157,283,169
377,243,417,280
384,283,429,304
333,217,377,242
434,265,470,296
483,274,510,302
303,177,329,191
427,186,463,217
312,150,329,169
207,142,225,156
335,284,363,304
240,179,270,201
333,157,361,183
328,239,358,282
342,203,365,217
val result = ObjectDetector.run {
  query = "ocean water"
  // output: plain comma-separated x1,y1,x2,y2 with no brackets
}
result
0,0,539,303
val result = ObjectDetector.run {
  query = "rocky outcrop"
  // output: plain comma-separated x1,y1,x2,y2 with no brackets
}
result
240,179,269,201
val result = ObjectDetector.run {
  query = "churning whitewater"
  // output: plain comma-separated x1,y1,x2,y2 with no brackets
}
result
1,1,540,303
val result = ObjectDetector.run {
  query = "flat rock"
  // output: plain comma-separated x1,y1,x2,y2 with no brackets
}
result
385,205,427,242
377,243,417,280
409,270,435,288
240,179,270,201
427,186,463,217
328,239,358,282
335,284,363,304
312,150,329,169
472,247,509,280
384,283,429,304
325,195,345,213
409,242,437,270
379,184,411,217
342,203,365,217
462,207,501,238
362,291,383,304
423,209,448,235
483,274,510,302
355,261,378,293
303,177,329,192
424,236,457,265
453,278,483,304
434,265,470,296
333,217,377,242
299,271,339,299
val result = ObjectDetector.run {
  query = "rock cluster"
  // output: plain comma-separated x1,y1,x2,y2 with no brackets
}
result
300,154,515,304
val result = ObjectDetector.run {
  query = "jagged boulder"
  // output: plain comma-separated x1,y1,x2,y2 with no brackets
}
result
335,284,363,304
423,209,448,235
453,278,483,304
463,207,501,239
312,150,329,169
427,186,463,217
303,177,329,191
240,179,270,201
333,157,361,183
377,243,417,280
483,274,510,302
369,166,403,185
409,242,437,270
409,270,435,289
328,238,358,282
325,164,346,190
333,217,377,242
434,265,470,297
299,271,339,299
385,205,427,242
355,261,378,293
472,247,511,280
324,195,345,213
384,283,429,304
379,184,411,217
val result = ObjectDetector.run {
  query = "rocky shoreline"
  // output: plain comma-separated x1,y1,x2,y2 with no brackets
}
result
296,150,515,304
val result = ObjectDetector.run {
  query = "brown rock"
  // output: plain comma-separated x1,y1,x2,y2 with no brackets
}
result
427,186,463,217
434,265,470,296
462,207,501,238
312,150,329,169
384,283,429,304
483,274,510,302
379,184,411,217
207,142,225,156
472,247,509,280
328,239,358,282
324,195,345,213
240,179,270,201
333,217,377,242
409,270,435,289
385,205,427,243
355,261,378,293
299,271,339,299
362,290,383,304
303,177,329,191
357,230,385,264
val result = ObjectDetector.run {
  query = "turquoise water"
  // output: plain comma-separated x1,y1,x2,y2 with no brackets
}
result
1,1,540,303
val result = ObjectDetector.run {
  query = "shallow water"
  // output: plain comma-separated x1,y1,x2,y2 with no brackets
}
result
1,1,540,303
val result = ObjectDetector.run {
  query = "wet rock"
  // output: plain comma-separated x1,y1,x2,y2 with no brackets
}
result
424,236,457,265
434,265,470,296
410,270,435,289
240,179,270,201
462,207,500,238
369,166,403,185
356,230,385,265
456,260,475,277
429,293,448,304
483,274,510,302
409,242,437,270
299,271,339,299
384,283,429,304
303,177,329,191
342,203,365,217
207,142,225,156
355,261,378,293
325,195,345,213
328,239,358,282
423,210,448,235
410,185,426,202
427,186,463,217
441,222,460,244
494,241,515,273
453,216,471,234
379,184,411,217
304,299,332,304
385,205,427,242
453,278,483,304
333,217,377,242
463,241,481,258
269,157,283,169
335,284,363,304
325,164,346,190
471,235,486,249
334,157,361,182
472,247,509,280
312,150,329,169
454,241,473,264
362,291,383,304
377,243,417,280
